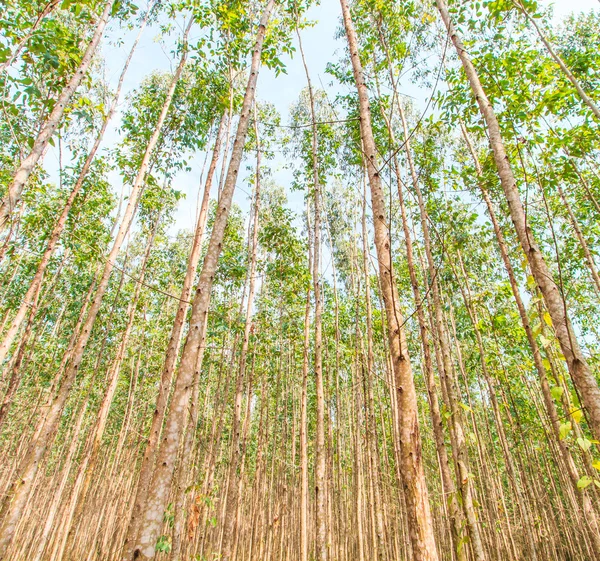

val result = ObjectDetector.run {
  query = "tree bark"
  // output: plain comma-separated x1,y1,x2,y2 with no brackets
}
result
122,110,227,560
339,2,439,559
129,4,274,557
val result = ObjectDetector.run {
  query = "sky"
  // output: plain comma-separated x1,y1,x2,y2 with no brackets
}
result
44,0,600,238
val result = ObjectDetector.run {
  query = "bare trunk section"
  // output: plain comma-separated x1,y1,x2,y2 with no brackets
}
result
220,104,262,561
339,2,439,559
130,4,274,557
122,110,227,560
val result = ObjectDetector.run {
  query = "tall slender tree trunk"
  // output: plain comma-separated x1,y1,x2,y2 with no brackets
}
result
339,2,439,559
435,0,600,444
300,200,312,561
372,54,464,560
122,110,227,560
130,4,274,557
391,145,466,561
296,23,328,561
220,105,262,561
398,105,487,561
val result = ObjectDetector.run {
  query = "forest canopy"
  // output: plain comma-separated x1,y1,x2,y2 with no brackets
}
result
1,0,600,560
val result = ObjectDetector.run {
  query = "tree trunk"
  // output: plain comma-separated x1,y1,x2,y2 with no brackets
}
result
339,2,439,559
129,4,274,557
220,104,262,561
122,110,227,560
296,24,328,561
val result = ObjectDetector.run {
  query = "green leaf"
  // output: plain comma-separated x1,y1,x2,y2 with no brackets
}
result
559,421,572,440
577,437,592,452
577,475,592,490
550,386,564,401
155,535,171,553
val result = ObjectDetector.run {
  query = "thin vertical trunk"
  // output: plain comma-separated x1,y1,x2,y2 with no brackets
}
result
360,177,386,561
393,154,466,561
130,5,274,557
373,52,466,555
220,104,262,561
339,2,439,559
300,200,312,561
122,110,227,560
296,24,328,561
399,106,486,561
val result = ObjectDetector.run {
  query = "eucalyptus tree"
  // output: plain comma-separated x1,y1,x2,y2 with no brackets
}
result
2,1,600,560
129,2,278,557
339,1,440,559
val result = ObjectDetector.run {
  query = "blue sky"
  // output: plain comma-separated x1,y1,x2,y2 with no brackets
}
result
44,0,600,238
